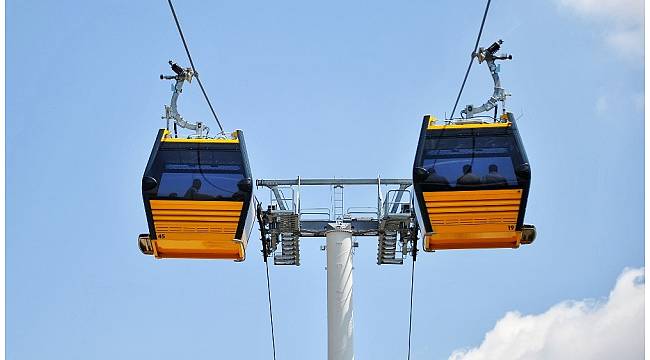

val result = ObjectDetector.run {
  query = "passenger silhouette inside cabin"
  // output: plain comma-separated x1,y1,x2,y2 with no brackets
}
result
427,168,450,187
231,179,251,201
456,164,481,188
184,179,207,199
483,164,508,186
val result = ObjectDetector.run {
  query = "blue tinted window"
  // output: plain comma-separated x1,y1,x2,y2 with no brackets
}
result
151,147,246,200
423,156,516,186
421,133,521,188
158,172,244,199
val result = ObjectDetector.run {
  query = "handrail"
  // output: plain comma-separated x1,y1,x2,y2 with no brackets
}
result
258,178,412,186
347,207,379,219
270,186,296,212
300,207,331,221
384,189,412,216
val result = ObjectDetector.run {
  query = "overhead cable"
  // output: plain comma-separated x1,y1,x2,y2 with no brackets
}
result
259,219,278,360
449,0,492,119
166,0,225,134
264,260,278,360
407,248,417,360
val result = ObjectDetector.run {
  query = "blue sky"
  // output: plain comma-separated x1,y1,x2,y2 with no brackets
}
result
7,0,644,359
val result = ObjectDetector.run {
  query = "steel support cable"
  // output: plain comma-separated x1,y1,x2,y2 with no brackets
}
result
259,223,278,360
167,0,225,134
449,0,492,119
407,253,416,360
264,260,278,360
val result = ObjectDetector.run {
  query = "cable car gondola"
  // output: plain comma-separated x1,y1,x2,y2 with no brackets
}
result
413,114,535,250
412,40,536,251
138,62,254,260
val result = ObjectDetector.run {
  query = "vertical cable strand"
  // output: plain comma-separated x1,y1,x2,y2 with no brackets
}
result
265,261,278,360
449,0,492,119
167,0,225,133
407,257,416,360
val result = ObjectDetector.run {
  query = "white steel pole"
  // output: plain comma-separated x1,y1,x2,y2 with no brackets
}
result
326,224,354,360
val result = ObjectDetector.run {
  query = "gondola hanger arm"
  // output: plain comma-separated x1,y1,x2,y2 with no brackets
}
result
461,39,513,120
160,60,210,137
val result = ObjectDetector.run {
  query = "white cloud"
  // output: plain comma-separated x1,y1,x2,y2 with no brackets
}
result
557,0,643,20
448,267,645,360
594,90,644,116
595,94,608,114
556,0,644,59
605,28,644,59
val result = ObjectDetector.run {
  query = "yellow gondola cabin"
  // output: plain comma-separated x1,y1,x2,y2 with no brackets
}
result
138,129,255,260
412,113,536,251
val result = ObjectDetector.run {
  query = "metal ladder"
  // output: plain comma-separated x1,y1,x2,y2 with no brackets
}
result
377,188,412,265
273,213,301,266
377,230,403,265
274,233,300,265
332,185,344,220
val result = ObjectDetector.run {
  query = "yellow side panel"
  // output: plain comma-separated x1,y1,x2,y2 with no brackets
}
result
427,122,511,130
151,200,244,211
149,200,245,260
423,189,522,201
425,231,522,250
153,238,244,260
423,189,523,250
161,137,240,144
159,129,240,143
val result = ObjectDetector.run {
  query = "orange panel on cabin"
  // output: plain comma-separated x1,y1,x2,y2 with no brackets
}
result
425,231,521,251
153,239,244,259
422,189,522,250
148,199,246,259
